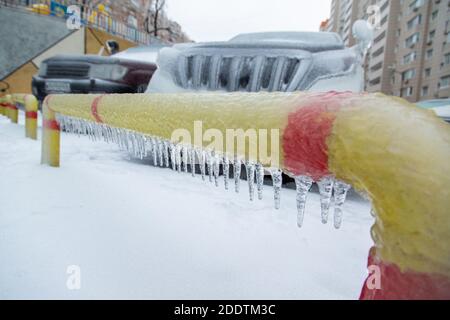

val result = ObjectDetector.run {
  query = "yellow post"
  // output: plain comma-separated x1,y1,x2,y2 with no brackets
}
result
41,96,60,167
6,95,18,123
24,95,38,140
0,97,6,116
4,95,12,119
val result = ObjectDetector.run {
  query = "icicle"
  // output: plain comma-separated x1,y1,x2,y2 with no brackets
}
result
245,161,256,201
163,141,169,167
223,155,229,190
333,180,351,229
270,169,283,210
181,145,188,173
197,149,206,181
170,143,176,171
213,154,221,187
157,139,164,167
176,144,182,173
129,132,136,156
151,138,158,166
206,150,214,183
234,156,241,193
189,147,196,177
317,176,335,224
139,134,146,159
294,175,313,227
255,163,264,200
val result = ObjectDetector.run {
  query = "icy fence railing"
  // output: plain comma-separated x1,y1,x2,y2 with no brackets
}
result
42,92,356,229
0,93,38,139
41,91,450,299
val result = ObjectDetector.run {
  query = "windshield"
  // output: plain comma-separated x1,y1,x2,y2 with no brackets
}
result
416,99,450,109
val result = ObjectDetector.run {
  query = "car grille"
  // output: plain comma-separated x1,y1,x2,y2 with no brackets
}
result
46,63,90,79
175,53,312,92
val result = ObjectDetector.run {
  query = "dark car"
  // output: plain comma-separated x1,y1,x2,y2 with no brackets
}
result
32,52,157,102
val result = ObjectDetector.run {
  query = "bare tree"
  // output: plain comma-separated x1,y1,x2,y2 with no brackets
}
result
145,0,173,37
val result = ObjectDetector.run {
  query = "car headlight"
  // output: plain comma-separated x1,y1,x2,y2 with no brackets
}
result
39,63,47,76
90,64,128,80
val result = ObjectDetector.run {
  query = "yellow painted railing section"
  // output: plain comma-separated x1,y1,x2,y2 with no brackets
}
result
0,94,38,140
328,94,450,278
42,92,450,296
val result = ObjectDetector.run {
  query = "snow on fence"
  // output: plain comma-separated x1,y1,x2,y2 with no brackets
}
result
0,93,38,139
40,91,450,300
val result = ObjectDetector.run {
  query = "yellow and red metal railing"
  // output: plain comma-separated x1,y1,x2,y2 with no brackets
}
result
0,93,39,140
42,92,450,299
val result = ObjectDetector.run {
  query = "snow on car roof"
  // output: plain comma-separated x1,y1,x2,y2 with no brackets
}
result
227,31,345,52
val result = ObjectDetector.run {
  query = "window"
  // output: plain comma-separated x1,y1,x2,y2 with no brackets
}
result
409,0,424,12
374,31,386,44
405,32,420,47
403,52,417,64
425,68,431,77
380,1,389,13
401,87,414,97
428,30,436,42
426,49,433,60
372,47,384,58
421,86,428,97
371,62,383,72
402,69,416,81
407,15,422,30
440,76,450,89
370,77,381,86
445,53,450,65
431,10,438,20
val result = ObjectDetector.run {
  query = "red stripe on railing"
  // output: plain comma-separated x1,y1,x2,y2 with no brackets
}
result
26,111,38,119
43,119,60,131
91,95,105,123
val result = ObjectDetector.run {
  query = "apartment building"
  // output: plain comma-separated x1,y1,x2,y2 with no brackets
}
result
396,0,450,101
366,0,401,95
323,0,450,102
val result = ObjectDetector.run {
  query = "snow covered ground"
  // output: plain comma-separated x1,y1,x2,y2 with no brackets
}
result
0,113,374,300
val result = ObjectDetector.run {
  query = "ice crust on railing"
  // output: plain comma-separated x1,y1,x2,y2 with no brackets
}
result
56,114,351,229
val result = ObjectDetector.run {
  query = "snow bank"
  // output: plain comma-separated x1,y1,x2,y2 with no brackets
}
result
0,114,373,299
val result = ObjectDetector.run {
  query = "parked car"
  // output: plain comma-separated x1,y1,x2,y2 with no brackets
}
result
147,21,373,93
416,99,450,124
32,46,160,102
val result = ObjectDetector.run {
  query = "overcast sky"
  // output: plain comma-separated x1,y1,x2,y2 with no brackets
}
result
166,0,332,42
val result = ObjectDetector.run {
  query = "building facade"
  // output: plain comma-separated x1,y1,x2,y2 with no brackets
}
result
323,0,450,102
75,0,190,43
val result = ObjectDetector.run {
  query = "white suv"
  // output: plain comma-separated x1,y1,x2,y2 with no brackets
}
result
147,21,373,93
